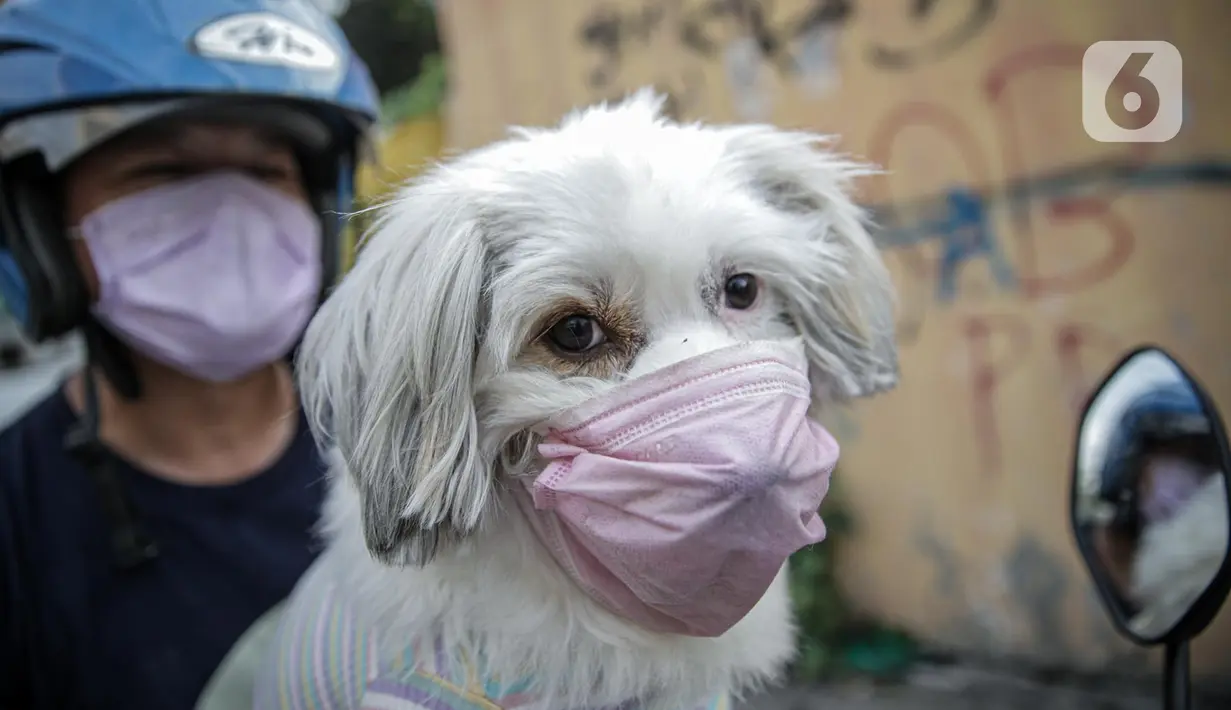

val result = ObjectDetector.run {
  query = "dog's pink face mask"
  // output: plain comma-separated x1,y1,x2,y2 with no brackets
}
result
511,338,838,637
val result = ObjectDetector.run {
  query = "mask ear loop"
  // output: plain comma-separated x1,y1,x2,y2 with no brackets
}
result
63,356,159,570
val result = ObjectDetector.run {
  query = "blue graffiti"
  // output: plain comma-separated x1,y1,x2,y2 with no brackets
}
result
866,158,1231,302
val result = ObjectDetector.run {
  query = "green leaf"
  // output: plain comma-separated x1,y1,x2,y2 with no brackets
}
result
380,52,447,124
841,626,920,677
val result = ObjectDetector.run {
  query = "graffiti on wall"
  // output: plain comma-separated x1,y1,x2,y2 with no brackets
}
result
859,42,1231,478
871,157,1231,477
866,0,997,69
577,0,1001,114
578,0,852,89
578,0,1001,84
870,160,1231,306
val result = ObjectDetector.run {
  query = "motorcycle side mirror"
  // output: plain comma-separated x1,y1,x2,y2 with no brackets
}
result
1072,346,1231,710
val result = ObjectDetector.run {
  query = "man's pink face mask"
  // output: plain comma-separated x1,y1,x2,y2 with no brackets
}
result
511,338,839,637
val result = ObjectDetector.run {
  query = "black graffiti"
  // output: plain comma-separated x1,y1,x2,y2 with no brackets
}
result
579,0,997,92
578,2,661,88
867,0,997,70
579,2,665,87
579,0,851,89
676,0,852,73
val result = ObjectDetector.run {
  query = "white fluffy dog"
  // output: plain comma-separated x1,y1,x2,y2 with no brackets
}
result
257,90,898,710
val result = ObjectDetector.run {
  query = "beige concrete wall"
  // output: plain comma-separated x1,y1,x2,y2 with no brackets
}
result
436,0,1231,677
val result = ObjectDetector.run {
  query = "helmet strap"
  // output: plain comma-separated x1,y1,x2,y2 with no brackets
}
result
63,346,159,570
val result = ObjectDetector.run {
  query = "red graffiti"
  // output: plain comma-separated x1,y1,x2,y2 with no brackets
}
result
963,314,1125,478
866,101,991,342
983,43,1143,299
867,100,993,189
867,42,1143,321
963,314,1032,477
1028,201,1136,297
1055,322,1123,414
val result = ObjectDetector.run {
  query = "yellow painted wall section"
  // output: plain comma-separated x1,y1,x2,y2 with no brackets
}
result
436,0,1231,677
356,116,446,201
345,116,447,272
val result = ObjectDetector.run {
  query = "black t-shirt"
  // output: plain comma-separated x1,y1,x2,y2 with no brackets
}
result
0,388,329,709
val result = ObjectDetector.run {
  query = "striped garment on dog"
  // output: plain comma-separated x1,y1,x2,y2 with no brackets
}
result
253,562,731,710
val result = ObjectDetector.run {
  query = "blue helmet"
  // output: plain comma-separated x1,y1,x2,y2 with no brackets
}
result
0,0,380,342
1097,381,1212,527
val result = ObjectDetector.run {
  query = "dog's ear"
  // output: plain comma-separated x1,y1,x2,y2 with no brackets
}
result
724,127,899,400
296,174,492,567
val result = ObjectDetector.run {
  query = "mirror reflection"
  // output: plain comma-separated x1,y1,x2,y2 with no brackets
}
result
1074,349,1230,641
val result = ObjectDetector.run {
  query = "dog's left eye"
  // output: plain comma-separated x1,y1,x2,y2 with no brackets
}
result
546,315,607,354
724,273,759,310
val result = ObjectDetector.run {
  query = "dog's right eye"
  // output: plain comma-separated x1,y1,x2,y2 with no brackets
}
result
546,315,607,354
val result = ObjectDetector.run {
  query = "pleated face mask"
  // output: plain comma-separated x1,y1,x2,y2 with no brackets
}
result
513,338,839,637
80,171,321,382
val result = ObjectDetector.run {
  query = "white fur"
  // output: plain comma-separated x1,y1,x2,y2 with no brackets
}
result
293,90,899,709
1129,474,1230,638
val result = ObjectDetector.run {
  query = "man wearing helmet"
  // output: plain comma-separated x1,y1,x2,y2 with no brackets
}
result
0,1,379,707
